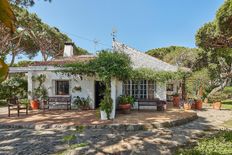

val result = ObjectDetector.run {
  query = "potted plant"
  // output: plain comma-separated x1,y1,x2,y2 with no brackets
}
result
29,86,48,110
100,85,114,120
172,93,180,107
100,95,113,120
183,101,191,110
29,90,39,110
208,92,226,110
30,74,47,110
193,96,203,110
73,96,91,110
118,95,134,114
188,98,196,110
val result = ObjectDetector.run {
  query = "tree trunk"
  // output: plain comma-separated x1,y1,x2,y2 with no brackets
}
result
207,78,231,97
9,52,16,66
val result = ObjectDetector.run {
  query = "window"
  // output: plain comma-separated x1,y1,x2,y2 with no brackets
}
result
55,81,69,95
167,84,174,91
123,80,156,99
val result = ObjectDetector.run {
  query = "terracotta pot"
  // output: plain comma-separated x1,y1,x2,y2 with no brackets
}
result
30,100,39,110
195,99,203,110
184,103,191,110
191,103,196,110
213,102,221,110
119,104,131,114
173,96,180,107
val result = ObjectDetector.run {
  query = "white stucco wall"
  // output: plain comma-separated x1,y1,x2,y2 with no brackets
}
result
28,71,96,109
27,69,169,111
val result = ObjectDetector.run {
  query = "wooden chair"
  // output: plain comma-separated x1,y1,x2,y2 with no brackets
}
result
8,97,28,117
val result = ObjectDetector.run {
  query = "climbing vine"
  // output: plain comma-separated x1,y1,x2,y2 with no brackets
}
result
60,50,186,119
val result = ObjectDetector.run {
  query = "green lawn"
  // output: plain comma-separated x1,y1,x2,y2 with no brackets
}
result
176,131,232,155
222,100,232,110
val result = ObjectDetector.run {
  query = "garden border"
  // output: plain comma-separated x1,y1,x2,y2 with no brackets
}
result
0,113,198,131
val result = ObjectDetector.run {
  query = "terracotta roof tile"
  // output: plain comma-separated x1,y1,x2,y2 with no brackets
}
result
31,55,96,66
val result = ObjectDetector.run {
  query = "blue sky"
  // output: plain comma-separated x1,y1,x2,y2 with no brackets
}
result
8,0,224,62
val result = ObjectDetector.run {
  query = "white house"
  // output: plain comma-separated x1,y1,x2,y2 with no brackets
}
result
9,41,182,119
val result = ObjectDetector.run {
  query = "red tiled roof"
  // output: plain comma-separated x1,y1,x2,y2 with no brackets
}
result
31,55,96,66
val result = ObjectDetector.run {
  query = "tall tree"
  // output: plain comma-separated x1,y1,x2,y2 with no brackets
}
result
146,46,201,69
195,0,232,97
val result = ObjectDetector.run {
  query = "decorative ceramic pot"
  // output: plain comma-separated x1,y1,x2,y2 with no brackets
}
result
30,100,39,110
195,99,203,110
119,104,131,114
119,103,131,114
184,103,191,110
191,103,196,110
173,96,180,107
213,102,221,110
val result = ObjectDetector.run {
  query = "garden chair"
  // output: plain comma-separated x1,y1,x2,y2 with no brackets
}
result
8,97,28,117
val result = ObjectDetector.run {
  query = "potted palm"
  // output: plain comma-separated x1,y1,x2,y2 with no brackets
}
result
194,96,203,110
118,95,134,114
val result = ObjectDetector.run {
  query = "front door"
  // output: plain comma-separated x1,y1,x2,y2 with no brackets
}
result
95,81,106,109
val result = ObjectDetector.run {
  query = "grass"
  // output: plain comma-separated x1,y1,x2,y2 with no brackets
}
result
176,130,232,155
221,99,232,110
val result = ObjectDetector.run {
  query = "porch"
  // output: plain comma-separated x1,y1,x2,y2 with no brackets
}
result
0,107,197,130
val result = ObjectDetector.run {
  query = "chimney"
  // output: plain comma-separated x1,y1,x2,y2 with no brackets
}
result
63,42,74,57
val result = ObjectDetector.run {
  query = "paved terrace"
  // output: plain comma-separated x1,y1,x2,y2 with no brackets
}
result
0,107,231,155
0,107,196,130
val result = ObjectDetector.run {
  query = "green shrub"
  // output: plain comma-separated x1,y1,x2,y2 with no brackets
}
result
0,75,28,100
223,86,232,98
176,131,232,155
118,95,135,105
73,96,91,110
208,91,228,103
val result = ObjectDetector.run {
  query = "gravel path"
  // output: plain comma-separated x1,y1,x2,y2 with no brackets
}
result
0,108,231,155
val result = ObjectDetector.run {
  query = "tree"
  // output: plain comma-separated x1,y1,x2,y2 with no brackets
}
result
0,0,16,32
0,59,8,83
146,46,201,69
10,0,51,7
195,0,232,97
0,4,88,64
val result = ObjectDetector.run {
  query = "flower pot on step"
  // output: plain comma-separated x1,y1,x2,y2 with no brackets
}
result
119,104,131,114
191,103,196,110
195,99,202,110
213,102,221,110
173,96,180,107
184,103,191,110
30,100,39,110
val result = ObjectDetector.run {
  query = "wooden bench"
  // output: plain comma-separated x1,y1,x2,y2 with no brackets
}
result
8,97,28,117
137,98,166,111
45,96,72,110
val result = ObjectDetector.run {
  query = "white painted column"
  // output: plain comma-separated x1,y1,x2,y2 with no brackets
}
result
110,78,117,119
27,71,34,100
100,78,117,120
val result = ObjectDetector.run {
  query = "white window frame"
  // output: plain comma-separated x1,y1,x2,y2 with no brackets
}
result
123,80,156,99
